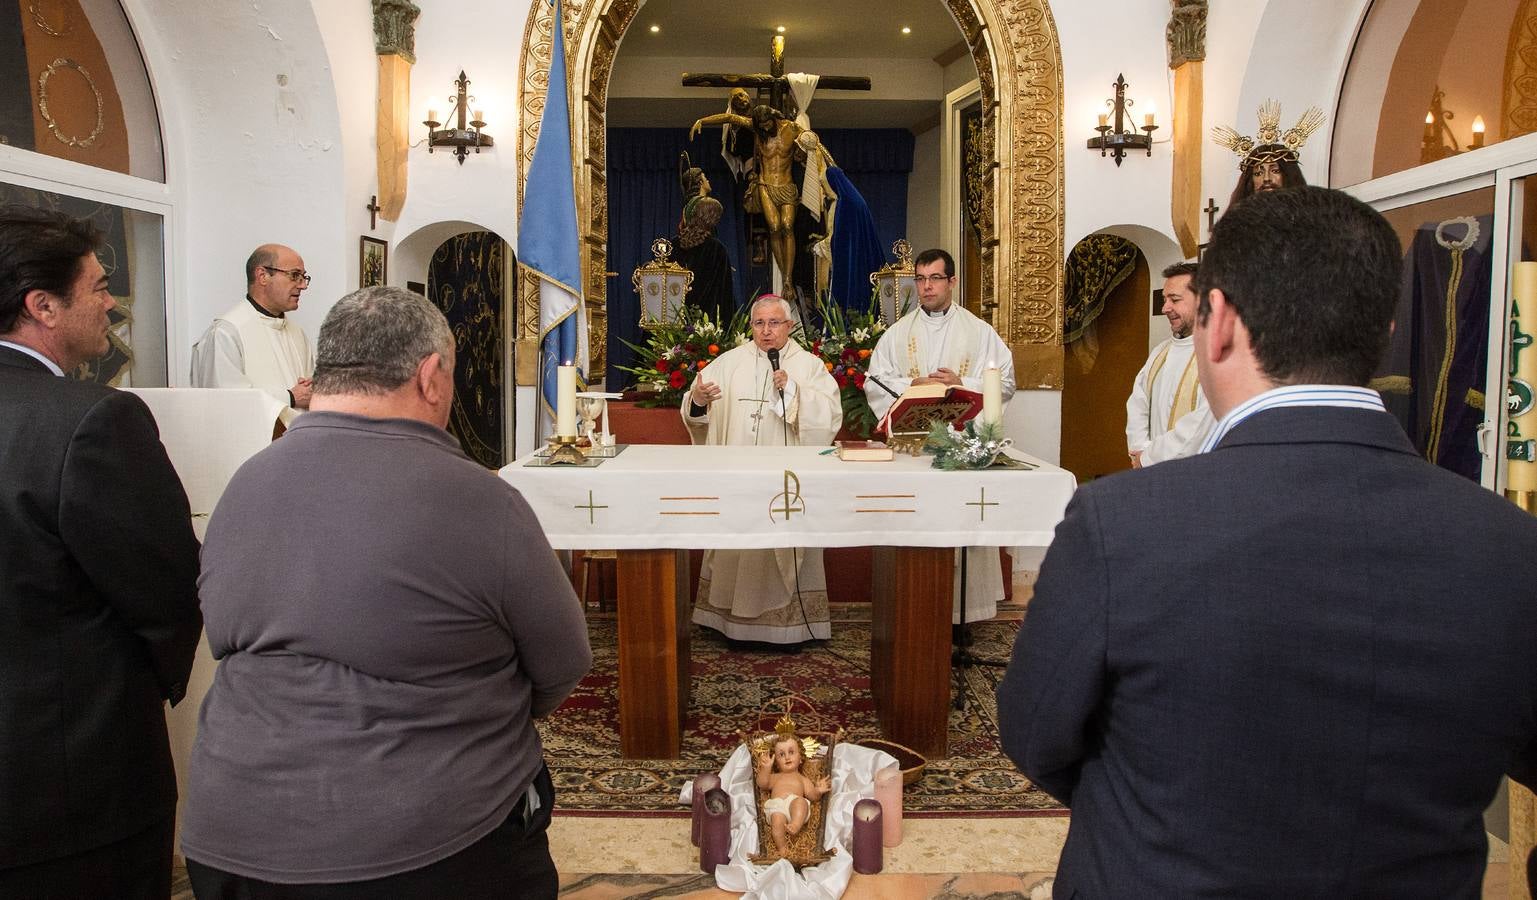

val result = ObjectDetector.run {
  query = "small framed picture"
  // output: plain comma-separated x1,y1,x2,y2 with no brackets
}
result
360,236,387,288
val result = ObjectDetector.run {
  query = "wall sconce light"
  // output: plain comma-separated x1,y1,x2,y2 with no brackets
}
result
1421,86,1486,162
1087,74,1157,166
423,70,493,165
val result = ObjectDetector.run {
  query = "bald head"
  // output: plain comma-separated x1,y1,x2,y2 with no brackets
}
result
245,243,309,316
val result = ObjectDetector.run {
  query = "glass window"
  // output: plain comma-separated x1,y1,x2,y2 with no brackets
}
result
0,181,167,386
1334,0,1525,186
0,1,165,182
1370,187,1496,480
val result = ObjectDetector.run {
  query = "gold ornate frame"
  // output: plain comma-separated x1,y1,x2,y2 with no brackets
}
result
515,0,1064,387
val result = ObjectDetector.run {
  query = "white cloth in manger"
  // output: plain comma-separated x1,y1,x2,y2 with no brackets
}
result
679,742,900,899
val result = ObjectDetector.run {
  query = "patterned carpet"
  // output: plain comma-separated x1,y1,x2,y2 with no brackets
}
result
539,610,1065,817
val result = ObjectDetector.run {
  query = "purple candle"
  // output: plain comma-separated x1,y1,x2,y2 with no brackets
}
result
690,773,721,846
699,787,732,874
851,798,884,874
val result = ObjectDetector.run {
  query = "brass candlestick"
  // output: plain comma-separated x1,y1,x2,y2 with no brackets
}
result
546,434,587,466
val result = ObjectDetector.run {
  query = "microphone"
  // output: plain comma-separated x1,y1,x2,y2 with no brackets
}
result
767,347,782,400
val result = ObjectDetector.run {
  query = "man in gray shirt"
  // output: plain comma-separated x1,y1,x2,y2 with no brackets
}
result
183,286,591,898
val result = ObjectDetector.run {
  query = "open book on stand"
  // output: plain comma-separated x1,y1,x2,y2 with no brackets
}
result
878,383,984,454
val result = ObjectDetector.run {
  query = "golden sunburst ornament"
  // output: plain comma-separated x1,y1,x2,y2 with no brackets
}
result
1211,99,1325,170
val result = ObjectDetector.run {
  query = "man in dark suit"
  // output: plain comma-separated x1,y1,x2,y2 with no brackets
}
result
997,186,1537,897
0,205,201,898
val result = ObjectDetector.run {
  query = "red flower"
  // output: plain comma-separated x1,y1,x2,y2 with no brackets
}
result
842,347,859,362
853,372,867,389
833,371,848,388
683,343,698,354
654,359,669,372
669,369,686,389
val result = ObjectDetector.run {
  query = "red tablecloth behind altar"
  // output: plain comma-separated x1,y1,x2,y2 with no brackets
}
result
602,398,1012,604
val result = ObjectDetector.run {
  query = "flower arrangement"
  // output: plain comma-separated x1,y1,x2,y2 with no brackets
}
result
618,306,750,408
806,295,885,438
922,418,1012,470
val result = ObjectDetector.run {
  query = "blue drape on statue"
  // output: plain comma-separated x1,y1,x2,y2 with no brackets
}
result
824,165,885,311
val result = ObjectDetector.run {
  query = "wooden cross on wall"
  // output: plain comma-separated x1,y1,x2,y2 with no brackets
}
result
681,35,871,118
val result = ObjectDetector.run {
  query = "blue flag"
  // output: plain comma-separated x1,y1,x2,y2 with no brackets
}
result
518,0,587,437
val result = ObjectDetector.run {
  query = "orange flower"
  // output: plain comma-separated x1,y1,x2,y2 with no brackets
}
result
696,359,708,370
708,344,720,354
858,348,872,360
825,361,834,372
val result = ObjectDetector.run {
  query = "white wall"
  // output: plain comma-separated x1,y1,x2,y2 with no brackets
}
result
128,0,346,383
907,125,941,253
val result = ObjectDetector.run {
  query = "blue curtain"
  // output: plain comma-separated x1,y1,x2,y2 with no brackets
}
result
605,127,914,388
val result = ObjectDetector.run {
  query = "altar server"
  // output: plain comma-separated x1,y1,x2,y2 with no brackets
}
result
1126,261,1214,467
191,243,315,423
863,248,1014,632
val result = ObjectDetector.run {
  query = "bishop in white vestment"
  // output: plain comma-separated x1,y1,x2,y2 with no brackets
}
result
682,295,843,644
191,244,314,424
1126,263,1214,467
863,250,1015,626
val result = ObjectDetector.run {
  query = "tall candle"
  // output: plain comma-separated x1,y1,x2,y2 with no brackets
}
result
1510,262,1537,491
699,787,732,874
982,365,1003,426
556,364,577,438
689,773,720,847
874,764,903,847
851,798,884,874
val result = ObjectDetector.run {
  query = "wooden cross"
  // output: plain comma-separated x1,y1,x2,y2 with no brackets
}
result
682,36,870,118
1203,197,1220,232
574,489,608,524
966,487,999,522
365,195,383,230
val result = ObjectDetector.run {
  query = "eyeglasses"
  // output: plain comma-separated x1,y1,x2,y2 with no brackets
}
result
751,319,791,329
262,266,312,286
914,274,953,285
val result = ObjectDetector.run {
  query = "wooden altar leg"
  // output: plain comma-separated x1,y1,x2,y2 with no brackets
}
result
615,548,691,758
871,546,951,758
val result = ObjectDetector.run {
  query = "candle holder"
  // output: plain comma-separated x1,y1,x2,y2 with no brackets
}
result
1086,74,1156,166
545,434,587,466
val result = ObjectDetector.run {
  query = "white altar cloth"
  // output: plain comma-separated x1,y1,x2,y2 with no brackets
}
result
498,445,1077,550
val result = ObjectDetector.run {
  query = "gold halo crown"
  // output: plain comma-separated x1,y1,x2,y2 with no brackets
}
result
773,713,797,737
1211,100,1325,171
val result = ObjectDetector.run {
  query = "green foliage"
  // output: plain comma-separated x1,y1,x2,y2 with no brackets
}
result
923,418,1011,470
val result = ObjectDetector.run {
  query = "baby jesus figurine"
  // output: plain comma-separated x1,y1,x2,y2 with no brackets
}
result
755,734,832,858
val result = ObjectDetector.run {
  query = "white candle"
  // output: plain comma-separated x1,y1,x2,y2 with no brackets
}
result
982,365,1003,426
556,364,577,438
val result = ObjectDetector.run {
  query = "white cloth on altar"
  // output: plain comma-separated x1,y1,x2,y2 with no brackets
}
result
190,300,312,424
683,341,842,642
1125,335,1214,466
679,742,899,899
863,304,1016,623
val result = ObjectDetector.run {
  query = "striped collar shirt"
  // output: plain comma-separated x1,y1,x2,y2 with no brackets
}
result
1199,384,1386,453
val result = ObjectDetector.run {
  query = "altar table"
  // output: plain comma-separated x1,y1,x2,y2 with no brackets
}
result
499,445,1077,758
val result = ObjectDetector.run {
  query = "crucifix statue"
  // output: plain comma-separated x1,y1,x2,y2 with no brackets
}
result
683,36,871,311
